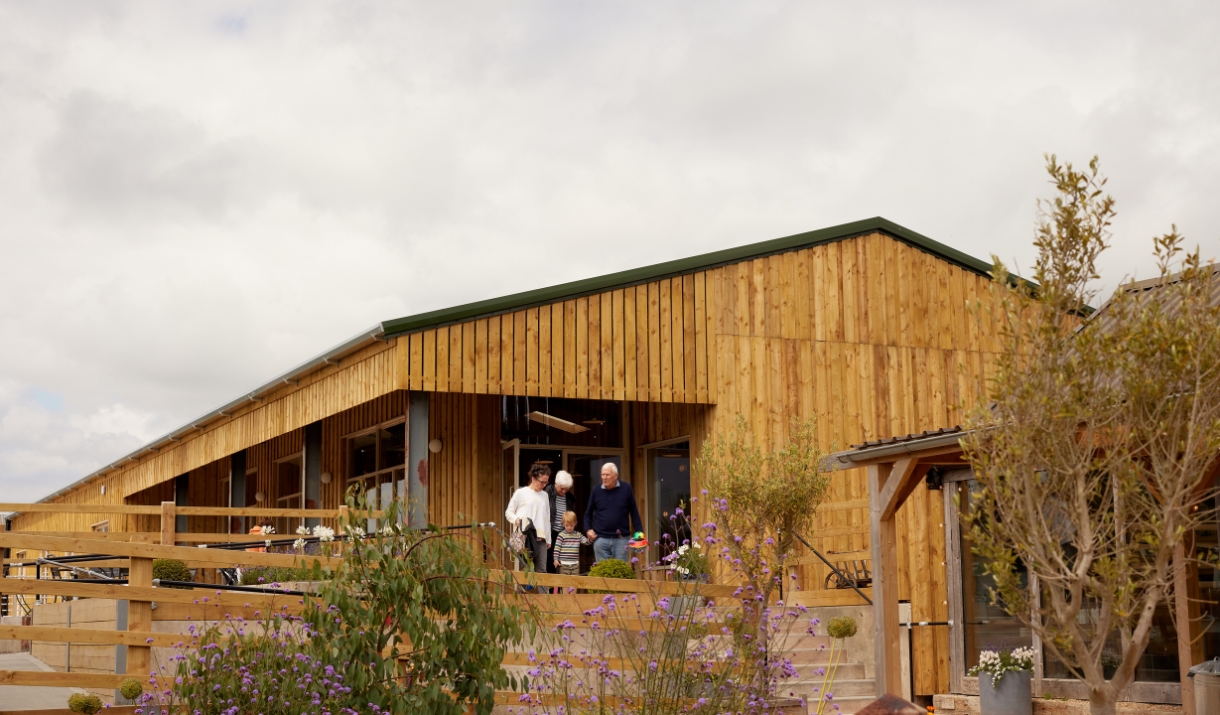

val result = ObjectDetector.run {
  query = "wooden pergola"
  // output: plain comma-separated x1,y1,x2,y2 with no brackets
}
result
832,427,1213,715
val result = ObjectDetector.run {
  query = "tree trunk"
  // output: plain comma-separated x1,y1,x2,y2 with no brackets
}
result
1088,688,1117,715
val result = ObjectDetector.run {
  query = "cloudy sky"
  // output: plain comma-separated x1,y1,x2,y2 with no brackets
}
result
1,1,1218,503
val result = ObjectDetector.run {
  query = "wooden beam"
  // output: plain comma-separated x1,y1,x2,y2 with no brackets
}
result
0,670,131,688
0,533,343,569
127,556,151,677
0,503,161,515
0,624,182,648
0,578,317,609
879,457,921,520
161,501,176,546
490,569,737,598
870,462,903,697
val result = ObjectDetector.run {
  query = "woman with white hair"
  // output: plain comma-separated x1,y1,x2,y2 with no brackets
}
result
545,470,576,573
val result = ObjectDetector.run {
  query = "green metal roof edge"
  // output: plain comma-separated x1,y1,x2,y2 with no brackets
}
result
380,216,996,337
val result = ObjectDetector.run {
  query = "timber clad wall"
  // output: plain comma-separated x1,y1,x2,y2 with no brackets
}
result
11,231,1005,696
398,274,716,403
704,233,1000,695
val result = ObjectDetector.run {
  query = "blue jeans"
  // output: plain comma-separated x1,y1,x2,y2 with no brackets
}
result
593,536,630,563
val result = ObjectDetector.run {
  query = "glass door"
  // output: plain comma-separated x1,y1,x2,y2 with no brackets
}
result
567,452,625,573
646,441,691,565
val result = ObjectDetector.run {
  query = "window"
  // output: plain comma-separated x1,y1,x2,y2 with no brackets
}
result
646,441,691,562
91,520,109,533
347,420,408,527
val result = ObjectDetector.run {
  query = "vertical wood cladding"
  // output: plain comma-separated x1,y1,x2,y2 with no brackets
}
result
399,274,716,404
13,231,1006,696
426,393,500,529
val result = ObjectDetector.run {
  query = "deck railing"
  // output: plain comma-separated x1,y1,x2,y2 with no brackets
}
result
0,502,872,708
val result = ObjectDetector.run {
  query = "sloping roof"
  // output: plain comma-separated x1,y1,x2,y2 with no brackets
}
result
379,216,995,337
1086,264,1220,333
828,427,968,466
19,217,995,510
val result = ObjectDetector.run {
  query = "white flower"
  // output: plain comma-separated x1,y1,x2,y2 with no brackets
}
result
347,526,366,538
264,540,272,548
296,525,309,535
293,538,306,550
312,525,335,542
262,526,275,535
380,525,395,536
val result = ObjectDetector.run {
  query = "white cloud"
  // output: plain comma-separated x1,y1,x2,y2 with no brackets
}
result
0,0,1218,502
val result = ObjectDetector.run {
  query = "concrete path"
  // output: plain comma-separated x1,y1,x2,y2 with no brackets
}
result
0,652,85,711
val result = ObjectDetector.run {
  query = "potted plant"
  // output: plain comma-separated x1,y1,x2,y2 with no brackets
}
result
969,646,1035,715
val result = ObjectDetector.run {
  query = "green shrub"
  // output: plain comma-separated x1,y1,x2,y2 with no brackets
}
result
588,558,635,581
67,692,103,714
827,615,858,639
152,559,191,589
119,677,143,701
238,565,315,586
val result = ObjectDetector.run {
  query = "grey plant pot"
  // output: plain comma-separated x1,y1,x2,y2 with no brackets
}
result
979,670,1032,715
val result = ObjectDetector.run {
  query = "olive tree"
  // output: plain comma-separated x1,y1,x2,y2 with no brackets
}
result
962,156,1220,715
697,414,831,691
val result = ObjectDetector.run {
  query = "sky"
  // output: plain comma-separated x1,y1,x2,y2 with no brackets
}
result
1,1,1218,504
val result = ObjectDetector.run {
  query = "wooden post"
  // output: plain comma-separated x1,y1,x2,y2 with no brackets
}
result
126,556,152,678
869,462,903,697
160,501,176,546
1175,536,1203,715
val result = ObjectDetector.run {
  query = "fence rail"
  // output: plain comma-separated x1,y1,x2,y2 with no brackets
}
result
0,502,872,707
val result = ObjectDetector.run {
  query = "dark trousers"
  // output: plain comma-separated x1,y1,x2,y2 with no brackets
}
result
526,530,548,574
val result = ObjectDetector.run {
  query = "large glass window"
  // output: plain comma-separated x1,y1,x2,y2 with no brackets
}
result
957,481,1034,670
958,479,1182,683
347,421,408,529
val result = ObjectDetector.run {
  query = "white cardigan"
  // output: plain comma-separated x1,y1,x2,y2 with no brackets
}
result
505,486,551,545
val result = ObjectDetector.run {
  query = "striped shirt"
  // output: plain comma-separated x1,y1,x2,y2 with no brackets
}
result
552,493,568,533
553,529,589,565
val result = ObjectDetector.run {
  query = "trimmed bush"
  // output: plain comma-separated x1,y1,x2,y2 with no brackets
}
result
238,565,315,586
827,615,858,639
67,693,103,714
152,559,191,589
119,677,143,701
588,558,635,581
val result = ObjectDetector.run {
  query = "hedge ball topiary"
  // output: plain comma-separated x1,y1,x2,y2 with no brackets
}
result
152,558,191,588
68,693,103,714
827,615,858,639
588,558,635,581
119,676,143,700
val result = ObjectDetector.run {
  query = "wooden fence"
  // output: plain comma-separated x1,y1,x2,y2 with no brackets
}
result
0,502,871,709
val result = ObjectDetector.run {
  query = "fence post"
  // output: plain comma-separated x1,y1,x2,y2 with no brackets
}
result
127,556,152,678
160,501,176,546
338,505,349,556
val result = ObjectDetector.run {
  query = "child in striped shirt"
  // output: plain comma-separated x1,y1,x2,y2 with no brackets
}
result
553,511,589,575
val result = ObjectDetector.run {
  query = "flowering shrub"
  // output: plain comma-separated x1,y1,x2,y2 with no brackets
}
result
145,494,535,715
969,646,1035,685
510,584,812,715
661,536,708,580
511,506,847,715
139,597,359,715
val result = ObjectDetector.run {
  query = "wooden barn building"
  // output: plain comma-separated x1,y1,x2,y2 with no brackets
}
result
5,217,1018,702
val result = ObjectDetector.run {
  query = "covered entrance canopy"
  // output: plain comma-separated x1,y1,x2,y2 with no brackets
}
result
832,427,1215,713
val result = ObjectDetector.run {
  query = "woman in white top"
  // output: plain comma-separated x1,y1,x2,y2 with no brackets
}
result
505,463,552,574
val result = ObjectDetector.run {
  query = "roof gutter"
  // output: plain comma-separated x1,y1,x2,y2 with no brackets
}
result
18,324,389,516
